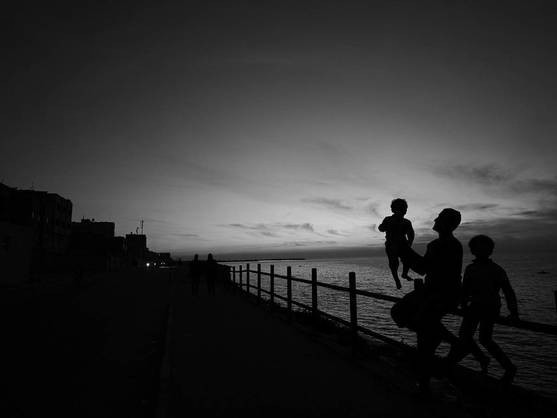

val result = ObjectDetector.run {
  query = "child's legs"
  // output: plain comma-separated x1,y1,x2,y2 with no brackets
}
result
448,311,481,364
462,314,489,364
478,318,514,370
388,254,399,274
401,256,411,277
385,246,400,279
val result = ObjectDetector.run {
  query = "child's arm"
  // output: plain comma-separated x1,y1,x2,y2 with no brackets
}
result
406,222,415,246
378,217,390,232
501,271,519,319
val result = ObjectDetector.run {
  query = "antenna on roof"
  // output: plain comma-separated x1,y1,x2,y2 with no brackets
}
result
140,219,144,235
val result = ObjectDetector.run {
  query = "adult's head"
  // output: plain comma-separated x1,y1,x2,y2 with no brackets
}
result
193,254,198,261
207,253,214,262
391,198,408,215
469,235,494,259
433,208,461,234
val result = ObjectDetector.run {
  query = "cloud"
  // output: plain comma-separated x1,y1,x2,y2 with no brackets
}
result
260,231,279,237
510,178,557,196
454,203,500,211
283,223,315,232
434,163,512,186
511,206,557,220
276,240,338,248
226,222,314,231
434,163,557,198
327,229,348,236
225,223,274,236
170,232,201,238
228,223,262,230
459,216,557,240
366,201,382,218
223,222,317,238
302,197,353,211
444,203,557,249
404,200,557,250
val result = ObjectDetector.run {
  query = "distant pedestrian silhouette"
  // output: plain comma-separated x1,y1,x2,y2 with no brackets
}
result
447,235,519,385
378,198,415,289
191,254,201,295
206,253,217,295
393,208,463,397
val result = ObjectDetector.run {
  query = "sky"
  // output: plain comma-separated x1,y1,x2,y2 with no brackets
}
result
3,1,557,256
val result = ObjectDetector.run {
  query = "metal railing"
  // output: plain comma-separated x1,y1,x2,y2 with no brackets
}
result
224,263,557,351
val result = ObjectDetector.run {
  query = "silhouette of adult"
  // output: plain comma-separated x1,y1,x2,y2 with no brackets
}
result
399,208,463,396
191,254,201,295
206,253,217,295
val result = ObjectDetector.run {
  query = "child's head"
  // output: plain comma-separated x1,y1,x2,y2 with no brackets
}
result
469,235,495,259
391,198,408,215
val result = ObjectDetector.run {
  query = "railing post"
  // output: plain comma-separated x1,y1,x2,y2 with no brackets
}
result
287,266,292,317
257,264,261,301
349,272,358,338
311,268,318,320
232,266,236,285
239,265,243,291
246,263,250,295
270,265,275,305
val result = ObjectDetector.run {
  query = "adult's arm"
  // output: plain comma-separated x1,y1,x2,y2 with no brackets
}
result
399,244,428,275
460,266,472,308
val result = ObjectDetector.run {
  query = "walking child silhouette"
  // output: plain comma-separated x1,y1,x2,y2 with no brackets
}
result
447,235,519,385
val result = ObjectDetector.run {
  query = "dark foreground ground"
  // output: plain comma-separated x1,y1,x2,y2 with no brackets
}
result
2,267,556,417
2,270,171,418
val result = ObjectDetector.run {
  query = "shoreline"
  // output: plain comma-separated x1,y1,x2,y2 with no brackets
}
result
219,257,306,262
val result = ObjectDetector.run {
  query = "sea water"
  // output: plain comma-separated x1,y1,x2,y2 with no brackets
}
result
228,251,557,399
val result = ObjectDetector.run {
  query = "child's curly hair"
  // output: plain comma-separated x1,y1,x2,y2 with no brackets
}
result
391,198,408,213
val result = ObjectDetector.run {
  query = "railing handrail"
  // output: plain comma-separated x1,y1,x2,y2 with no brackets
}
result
224,264,557,337
243,280,414,350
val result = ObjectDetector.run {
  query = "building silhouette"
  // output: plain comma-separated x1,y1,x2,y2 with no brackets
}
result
70,218,125,272
0,183,72,280
126,233,147,267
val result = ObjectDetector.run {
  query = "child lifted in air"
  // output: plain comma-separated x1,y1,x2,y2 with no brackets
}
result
378,198,415,289
447,235,519,385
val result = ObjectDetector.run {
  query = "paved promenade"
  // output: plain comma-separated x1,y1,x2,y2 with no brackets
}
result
4,267,554,417
163,272,470,418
